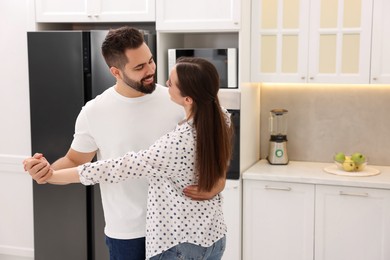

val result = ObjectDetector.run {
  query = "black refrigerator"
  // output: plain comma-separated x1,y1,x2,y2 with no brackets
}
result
27,30,156,260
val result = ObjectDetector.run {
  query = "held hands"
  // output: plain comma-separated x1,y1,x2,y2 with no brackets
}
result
23,153,53,184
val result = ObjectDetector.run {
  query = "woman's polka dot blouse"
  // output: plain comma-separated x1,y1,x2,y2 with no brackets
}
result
78,115,229,258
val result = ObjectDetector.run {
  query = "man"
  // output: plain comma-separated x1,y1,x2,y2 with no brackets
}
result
24,27,224,260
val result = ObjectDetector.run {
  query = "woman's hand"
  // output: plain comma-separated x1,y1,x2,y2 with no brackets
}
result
183,178,226,200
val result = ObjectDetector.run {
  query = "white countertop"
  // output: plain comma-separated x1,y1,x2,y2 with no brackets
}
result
243,160,390,189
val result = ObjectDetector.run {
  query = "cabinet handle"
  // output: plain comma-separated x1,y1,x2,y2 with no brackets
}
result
372,77,377,81
339,191,369,197
309,77,314,80
301,76,306,80
265,185,291,191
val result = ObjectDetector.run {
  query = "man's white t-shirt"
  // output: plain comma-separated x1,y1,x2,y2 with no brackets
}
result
71,84,184,239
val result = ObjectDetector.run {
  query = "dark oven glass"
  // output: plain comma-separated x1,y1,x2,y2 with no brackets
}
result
227,109,240,179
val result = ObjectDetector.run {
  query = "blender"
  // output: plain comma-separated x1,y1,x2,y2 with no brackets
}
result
267,109,289,165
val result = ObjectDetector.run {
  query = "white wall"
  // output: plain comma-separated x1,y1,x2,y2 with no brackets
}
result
0,0,36,259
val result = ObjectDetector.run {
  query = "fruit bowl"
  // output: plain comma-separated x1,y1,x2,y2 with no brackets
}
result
334,159,367,172
334,152,367,172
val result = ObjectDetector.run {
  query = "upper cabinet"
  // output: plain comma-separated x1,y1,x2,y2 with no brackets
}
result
370,0,390,84
155,0,242,84
35,0,155,22
251,0,373,84
156,0,240,32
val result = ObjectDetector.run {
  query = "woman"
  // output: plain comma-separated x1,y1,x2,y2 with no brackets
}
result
44,57,233,259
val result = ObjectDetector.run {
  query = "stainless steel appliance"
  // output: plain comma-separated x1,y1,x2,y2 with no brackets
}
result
27,29,156,260
267,108,289,165
168,48,238,89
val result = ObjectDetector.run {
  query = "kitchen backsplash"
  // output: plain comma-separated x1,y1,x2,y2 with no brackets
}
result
259,83,390,166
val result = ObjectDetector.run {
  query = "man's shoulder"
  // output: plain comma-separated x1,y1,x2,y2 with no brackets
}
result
149,84,171,103
85,87,114,104
154,84,169,95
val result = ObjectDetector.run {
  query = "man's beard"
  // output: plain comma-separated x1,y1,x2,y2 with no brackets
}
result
122,72,156,94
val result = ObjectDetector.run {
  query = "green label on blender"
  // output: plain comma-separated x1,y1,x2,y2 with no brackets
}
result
275,149,284,158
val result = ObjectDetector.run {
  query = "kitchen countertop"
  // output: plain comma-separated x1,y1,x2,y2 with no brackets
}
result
243,159,390,189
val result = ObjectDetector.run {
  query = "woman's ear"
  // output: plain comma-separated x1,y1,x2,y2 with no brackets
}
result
184,96,193,105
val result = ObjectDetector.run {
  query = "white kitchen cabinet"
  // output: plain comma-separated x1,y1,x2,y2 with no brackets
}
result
251,0,373,84
243,160,390,260
35,0,155,22
221,180,241,260
243,180,315,260
244,181,390,260
156,0,240,32
315,185,390,260
370,0,390,83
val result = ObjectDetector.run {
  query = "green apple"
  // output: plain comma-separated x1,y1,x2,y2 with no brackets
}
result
342,158,355,172
334,152,346,163
351,152,366,164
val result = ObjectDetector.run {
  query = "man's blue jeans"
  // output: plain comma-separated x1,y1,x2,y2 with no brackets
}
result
105,236,145,260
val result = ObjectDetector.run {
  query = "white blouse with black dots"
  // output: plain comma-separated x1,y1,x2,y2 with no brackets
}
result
78,116,229,258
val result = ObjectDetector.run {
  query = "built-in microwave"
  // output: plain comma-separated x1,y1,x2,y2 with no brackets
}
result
168,48,238,89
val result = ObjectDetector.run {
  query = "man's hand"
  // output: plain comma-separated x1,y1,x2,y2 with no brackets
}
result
183,178,226,200
23,153,53,184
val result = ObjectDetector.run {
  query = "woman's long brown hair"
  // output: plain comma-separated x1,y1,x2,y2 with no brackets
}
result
175,57,234,191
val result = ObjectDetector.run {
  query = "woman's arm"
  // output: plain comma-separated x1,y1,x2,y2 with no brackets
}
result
183,177,226,200
78,133,185,185
47,167,81,185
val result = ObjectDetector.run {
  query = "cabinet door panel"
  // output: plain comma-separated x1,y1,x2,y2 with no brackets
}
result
35,0,155,22
243,180,314,260
251,0,310,83
308,0,373,83
156,0,240,31
98,0,155,22
221,181,241,260
315,185,390,260
35,0,90,22
371,0,390,83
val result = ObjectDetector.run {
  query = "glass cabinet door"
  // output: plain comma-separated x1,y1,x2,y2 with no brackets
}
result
251,0,373,84
308,0,373,83
251,0,310,83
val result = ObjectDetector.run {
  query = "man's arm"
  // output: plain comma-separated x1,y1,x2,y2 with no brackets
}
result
23,148,96,184
51,148,96,170
183,177,226,200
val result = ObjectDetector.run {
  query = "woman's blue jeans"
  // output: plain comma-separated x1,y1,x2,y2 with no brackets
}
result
149,236,226,260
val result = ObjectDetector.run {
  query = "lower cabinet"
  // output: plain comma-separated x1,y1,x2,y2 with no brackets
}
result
221,180,241,260
243,180,315,260
315,185,390,260
243,180,390,260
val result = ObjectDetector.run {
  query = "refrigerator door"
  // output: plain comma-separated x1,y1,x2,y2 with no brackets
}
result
28,31,89,260
90,30,116,99
89,30,113,260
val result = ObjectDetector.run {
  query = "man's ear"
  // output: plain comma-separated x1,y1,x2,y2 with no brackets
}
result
110,66,121,78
